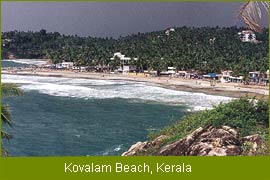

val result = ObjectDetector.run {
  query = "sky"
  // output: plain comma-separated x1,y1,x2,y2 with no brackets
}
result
2,2,269,38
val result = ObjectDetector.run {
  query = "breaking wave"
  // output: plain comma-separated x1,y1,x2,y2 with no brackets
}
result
2,59,47,66
2,74,233,111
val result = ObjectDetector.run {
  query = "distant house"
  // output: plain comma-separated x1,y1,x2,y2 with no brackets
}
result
203,73,218,80
61,61,74,69
220,70,243,83
80,66,86,72
72,66,80,71
180,70,199,79
55,63,63,69
221,70,233,82
110,52,132,73
238,30,258,43
167,67,176,74
165,28,175,36
249,71,260,83
8,54,15,59
159,67,177,76
262,70,269,84
209,37,216,44
110,52,131,63
177,71,187,78
249,71,269,85
229,76,243,83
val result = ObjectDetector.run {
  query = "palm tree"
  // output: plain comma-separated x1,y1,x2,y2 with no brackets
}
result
1,83,23,157
239,1,269,32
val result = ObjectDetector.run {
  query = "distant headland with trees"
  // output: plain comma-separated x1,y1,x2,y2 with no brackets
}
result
2,26,269,76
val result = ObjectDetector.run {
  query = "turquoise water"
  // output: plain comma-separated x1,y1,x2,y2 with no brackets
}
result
3,92,185,156
2,60,232,156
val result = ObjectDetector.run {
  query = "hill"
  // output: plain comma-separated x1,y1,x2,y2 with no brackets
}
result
122,98,269,156
2,26,269,75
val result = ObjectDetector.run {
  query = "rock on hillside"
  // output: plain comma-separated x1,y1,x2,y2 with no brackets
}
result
122,126,267,156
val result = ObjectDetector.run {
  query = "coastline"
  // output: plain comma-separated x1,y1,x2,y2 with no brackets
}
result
2,69,269,99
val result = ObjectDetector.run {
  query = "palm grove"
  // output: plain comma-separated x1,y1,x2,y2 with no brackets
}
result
2,26,269,76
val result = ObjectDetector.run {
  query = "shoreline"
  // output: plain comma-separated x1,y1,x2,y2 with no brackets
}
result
2,69,269,100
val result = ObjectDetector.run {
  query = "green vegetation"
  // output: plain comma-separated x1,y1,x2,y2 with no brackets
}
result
148,98,269,147
2,26,269,75
1,83,23,157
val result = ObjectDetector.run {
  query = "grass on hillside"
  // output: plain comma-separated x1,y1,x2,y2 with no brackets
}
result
146,97,269,155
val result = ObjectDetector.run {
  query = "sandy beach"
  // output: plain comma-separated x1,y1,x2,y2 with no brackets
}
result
2,68,269,99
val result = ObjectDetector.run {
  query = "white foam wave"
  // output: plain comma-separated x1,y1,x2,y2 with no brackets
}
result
2,74,233,110
2,59,47,66
101,144,124,155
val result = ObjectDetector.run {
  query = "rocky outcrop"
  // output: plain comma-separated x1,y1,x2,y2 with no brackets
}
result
159,126,241,156
122,126,267,156
241,134,268,155
121,141,149,156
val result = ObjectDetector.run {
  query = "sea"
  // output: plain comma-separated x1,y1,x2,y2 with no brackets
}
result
1,59,232,156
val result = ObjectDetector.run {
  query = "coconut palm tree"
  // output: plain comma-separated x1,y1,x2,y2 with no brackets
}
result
239,1,269,33
1,83,23,157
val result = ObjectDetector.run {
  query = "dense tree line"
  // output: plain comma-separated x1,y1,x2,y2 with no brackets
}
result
2,26,269,75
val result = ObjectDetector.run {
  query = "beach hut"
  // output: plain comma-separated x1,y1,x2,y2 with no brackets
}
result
249,71,260,83
55,63,63,69
238,30,258,43
80,66,86,72
177,71,187,78
221,70,233,82
167,67,176,74
229,76,243,83
262,70,269,85
61,61,74,69
203,73,217,79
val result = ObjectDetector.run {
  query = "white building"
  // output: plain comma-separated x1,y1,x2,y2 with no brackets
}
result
220,70,233,82
238,30,257,43
167,67,176,74
220,70,243,83
110,52,132,74
55,63,63,69
249,71,269,85
61,61,74,69
249,71,260,78
165,28,175,36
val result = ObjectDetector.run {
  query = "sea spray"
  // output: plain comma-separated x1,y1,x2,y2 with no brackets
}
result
2,74,232,110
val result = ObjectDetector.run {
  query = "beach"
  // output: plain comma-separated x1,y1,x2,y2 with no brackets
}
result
2,61,268,156
2,68,269,99
3,66,235,156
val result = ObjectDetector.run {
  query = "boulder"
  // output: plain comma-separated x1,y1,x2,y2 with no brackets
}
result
121,141,149,156
123,125,267,156
159,126,242,156
151,135,169,146
159,127,206,155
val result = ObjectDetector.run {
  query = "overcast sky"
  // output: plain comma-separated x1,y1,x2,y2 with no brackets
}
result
2,2,269,38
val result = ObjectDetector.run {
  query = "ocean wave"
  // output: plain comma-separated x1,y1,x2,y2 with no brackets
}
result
101,144,124,155
2,59,47,66
2,74,233,110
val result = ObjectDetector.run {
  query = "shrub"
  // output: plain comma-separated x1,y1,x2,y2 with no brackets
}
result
150,97,269,146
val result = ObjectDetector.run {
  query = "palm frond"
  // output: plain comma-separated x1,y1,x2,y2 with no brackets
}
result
1,105,12,126
1,130,13,140
239,1,269,32
0,83,21,157
1,146,10,157
1,83,23,97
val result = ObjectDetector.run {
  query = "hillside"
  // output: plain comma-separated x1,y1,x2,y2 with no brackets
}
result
2,26,269,75
122,98,269,156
